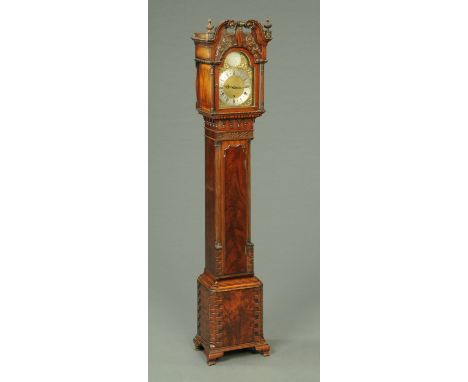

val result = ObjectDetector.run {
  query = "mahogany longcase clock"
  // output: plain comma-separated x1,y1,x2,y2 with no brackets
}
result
192,19,272,365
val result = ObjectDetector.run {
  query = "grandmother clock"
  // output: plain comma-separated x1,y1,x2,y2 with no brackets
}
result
192,19,272,365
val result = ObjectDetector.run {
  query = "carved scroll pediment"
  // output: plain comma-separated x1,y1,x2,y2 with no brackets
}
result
208,19,272,63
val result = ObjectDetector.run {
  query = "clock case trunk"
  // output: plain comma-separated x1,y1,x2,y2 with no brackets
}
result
192,20,272,365
193,117,270,365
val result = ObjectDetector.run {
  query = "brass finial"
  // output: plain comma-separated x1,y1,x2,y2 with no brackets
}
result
264,17,272,39
206,18,214,33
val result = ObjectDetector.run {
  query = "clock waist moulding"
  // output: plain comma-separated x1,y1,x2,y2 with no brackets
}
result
192,19,273,366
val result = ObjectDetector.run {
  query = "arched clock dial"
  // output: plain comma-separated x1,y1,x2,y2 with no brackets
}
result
218,51,253,108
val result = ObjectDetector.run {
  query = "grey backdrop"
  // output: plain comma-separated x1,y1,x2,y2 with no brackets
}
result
149,0,319,381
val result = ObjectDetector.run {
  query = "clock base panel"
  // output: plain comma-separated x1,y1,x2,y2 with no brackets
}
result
195,272,270,365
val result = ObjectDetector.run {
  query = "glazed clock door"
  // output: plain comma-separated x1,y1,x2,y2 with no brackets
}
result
223,143,249,276
218,51,253,109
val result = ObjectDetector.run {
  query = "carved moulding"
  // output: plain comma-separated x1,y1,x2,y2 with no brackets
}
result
204,117,254,130
214,241,223,276
205,129,254,142
246,241,254,274
199,109,264,120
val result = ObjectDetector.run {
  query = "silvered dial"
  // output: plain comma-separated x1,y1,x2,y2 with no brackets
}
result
219,51,253,108
219,68,251,106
